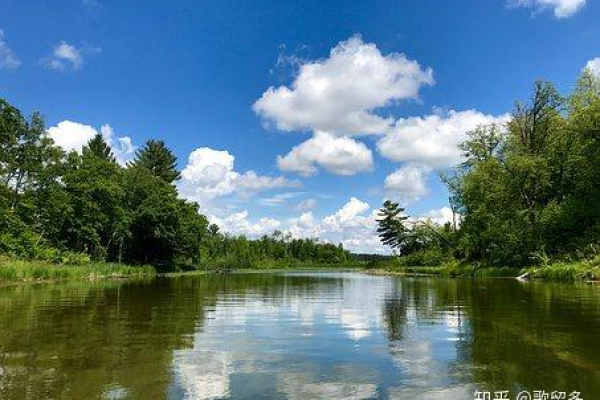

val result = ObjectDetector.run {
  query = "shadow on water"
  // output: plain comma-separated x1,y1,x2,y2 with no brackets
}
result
0,272,598,400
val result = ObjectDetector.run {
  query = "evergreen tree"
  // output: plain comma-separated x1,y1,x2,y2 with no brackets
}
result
377,200,409,251
83,133,116,163
130,140,181,184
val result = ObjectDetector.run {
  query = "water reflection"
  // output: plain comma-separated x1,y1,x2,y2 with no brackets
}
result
0,272,598,400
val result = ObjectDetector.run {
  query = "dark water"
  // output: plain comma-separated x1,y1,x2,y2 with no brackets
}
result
0,272,599,400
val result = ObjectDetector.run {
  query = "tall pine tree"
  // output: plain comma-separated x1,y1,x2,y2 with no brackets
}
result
129,140,181,184
83,134,116,163
377,200,409,250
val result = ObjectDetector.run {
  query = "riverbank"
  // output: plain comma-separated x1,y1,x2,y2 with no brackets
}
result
0,258,365,285
366,257,600,282
0,259,156,284
2,257,598,285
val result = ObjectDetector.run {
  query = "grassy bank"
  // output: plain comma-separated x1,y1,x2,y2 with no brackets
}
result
0,258,364,284
0,259,156,284
367,256,600,282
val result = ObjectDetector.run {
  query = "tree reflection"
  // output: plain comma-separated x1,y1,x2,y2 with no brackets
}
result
378,277,600,398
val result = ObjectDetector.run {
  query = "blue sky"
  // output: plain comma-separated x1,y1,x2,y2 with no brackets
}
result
1,0,598,253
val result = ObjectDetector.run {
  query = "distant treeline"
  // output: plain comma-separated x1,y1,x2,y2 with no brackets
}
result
0,99,349,269
378,71,600,268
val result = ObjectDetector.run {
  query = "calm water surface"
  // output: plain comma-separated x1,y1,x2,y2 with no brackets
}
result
0,272,599,400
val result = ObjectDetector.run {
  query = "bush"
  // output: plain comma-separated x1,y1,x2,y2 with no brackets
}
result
393,248,451,267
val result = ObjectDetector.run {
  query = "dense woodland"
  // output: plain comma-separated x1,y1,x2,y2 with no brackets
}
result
2,71,599,273
0,100,349,269
378,70,600,268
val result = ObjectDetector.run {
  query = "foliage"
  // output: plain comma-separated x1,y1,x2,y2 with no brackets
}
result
440,74,598,267
197,231,350,270
0,98,351,274
378,72,599,271
129,139,181,184
376,200,410,250
0,257,155,283
84,133,116,163
392,247,451,267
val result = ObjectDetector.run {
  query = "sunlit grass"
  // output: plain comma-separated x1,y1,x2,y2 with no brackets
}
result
372,256,600,282
0,258,156,283
522,256,599,281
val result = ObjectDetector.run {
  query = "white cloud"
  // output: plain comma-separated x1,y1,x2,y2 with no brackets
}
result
179,147,300,205
212,197,386,253
377,109,509,169
511,0,586,18
295,198,317,211
99,124,137,165
210,211,281,238
327,197,370,225
585,57,600,75
0,29,20,70
237,171,299,192
384,163,431,203
287,197,387,254
48,121,96,152
416,206,456,227
43,41,84,71
277,131,373,176
254,35,434,136
47,120,136,165
259,192,304,207
213,200,458,254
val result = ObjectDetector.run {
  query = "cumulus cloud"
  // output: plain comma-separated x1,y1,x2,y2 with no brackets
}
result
47,120,136,165
415,206,456,227
510,0,587,18
213,197,459,254
384,163,431,203
99,125,137,165
48,120,96,152
377,109,509,169
211,197,383,252
287,197,387,254
277,131,373,176
254,35,433,136
585,57,600,75
0,29,20,70
179,147,300,206
210,211,281,238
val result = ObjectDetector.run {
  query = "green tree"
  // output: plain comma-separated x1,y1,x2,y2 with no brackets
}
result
83,133,116,163
377,200,409,251
129,139,181,184
55,148,126,259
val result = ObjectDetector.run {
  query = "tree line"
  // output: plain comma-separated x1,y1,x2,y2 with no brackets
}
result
0,99,349,269
378,70,600,267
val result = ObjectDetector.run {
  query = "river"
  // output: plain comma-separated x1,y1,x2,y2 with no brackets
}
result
0,271,598,400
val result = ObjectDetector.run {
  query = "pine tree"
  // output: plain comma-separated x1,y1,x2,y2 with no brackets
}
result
377,200,409,250
83,134,116,163
129,140,181,184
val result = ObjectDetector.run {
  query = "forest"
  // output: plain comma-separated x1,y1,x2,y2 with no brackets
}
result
377,70,599,278
0,100,349,274
1,70,599,280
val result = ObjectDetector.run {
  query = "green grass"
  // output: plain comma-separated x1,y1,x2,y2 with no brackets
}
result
196,258,365,271
0,258,156,283
371,255,600,282
378,264,520,278
521,256,599,282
